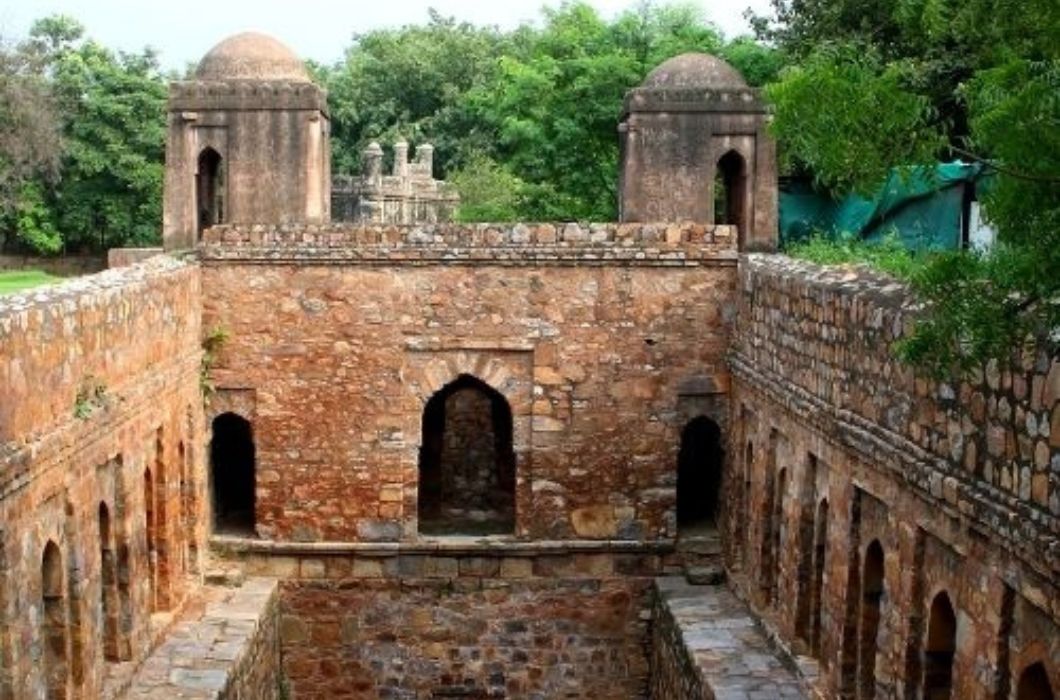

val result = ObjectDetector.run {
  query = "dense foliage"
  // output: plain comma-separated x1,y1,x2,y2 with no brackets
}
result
0,3,779,252
0,16,167,254
318,2,781,221
758,0,1060,373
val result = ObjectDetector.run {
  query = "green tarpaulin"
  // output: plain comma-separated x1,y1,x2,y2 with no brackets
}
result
780,162,988,250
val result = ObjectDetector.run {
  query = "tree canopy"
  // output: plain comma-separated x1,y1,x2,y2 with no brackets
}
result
756,0,1060,373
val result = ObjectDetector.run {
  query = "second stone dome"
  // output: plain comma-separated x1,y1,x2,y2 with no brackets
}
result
641,52,747,90
195,31,311,82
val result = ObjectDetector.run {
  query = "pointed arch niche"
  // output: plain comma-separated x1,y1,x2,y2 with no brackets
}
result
418,374,515,535
196,147,225,238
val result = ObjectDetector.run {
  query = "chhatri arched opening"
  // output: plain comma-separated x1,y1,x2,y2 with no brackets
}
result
418,374,515,536
676,416,724,532
714,149,748,233
210,412,256,536
98,503,119,662
1018,662,1055,700
41,540,68,700
196,147,224,238
923,591,957,700
858,539,885,698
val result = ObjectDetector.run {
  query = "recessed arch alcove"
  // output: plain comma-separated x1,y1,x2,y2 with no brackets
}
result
418,374,516,536
676,415,724,531
196,147,225,238
210,412,257,536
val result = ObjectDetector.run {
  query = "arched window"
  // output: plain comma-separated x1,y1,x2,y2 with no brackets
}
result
418,375,515,536
98,504,118,662
714,150,747,233
1018,662,1055,700
196,147,224,238
210,413,256,535
676,416,724,531
810,498,829,659
41,541,68,700
858,540,885,698
923,591,957,699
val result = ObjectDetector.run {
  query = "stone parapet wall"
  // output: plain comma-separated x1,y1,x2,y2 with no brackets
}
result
0,256,207,700
728,254,1060,698
120,578,281,700
0,255,200,443
200,222,738,265
211,537,672,581
649,578,807,699
731,255,1059,576
279,577,651,699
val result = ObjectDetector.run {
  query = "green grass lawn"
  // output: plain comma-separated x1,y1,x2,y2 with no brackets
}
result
0,269,61,295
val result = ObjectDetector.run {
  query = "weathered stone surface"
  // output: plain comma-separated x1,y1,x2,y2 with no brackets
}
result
122,578,280,699
279,578,651,699
0,257,206,700
727,255,1060,700
651,578,807,699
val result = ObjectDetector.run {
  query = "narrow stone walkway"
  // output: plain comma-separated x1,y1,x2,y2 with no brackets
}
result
654,577,808,699
121,577,279,699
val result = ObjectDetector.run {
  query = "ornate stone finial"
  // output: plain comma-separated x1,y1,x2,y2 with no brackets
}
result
393,140,409,178
363,141,383,182
415,143,435,176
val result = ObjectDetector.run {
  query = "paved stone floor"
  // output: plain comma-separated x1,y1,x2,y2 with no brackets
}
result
120,577,278,699
657,577,808,699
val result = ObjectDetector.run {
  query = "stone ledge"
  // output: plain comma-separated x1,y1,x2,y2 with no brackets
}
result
651,578,808,699
121,577,280,700
210,534,674,556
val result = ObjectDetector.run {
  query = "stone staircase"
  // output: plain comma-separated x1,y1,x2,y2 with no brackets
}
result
672,525,726,585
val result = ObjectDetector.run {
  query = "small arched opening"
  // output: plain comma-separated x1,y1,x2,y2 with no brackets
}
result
858,540,885,698
98,503,119,662
210,412,256,536
1018,663,1055,700
196,147,224,238
143,468,157,612
770,466,787,607
714,150,748,234
418,374,515,536
676,416,724,532
41,540,68,700
923,591,957,699
810,498,829,659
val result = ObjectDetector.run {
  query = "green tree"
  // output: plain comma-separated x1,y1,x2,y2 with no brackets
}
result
322,10,510,176
38,18,167,251
759,0,1060,373
0,34,63,251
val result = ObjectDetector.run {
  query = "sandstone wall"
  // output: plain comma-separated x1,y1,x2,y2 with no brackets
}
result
279,577,651,699
650,584,708,700
0,257,206,700
200,222,737,543
728,255,1060,698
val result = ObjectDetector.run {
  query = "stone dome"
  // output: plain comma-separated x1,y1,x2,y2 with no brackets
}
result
642,53,747,90
196,32,310,82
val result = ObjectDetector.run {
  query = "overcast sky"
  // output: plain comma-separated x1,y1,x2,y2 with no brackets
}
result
0,0,771,71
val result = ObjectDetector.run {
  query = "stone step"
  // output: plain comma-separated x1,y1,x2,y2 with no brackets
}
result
203,566,245,588
684,564,726,586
